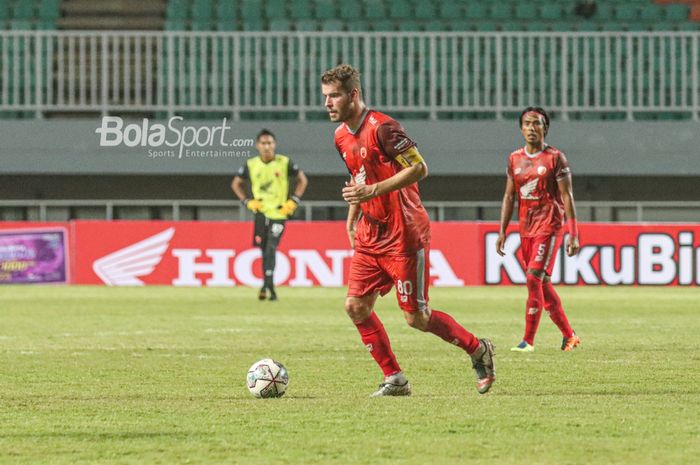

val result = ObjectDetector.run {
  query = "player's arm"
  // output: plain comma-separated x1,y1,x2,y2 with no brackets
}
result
496,176,516,256
558,175,580,256
232,165,262,213
341,147,428,205
280,164,309,217
293,170,308,199
346,202,361,249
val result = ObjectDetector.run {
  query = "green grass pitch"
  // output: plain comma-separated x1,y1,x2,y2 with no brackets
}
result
1,286,698,465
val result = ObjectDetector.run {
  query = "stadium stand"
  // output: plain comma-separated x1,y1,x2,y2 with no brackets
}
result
161,0,698,32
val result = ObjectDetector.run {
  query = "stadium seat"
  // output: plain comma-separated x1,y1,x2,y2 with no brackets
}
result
540,4,562,21
339,2,362,20
191,0,213,20
424,20,445,32
166,0,188,20
464,3,487,20
371,19,396,31
241,0,262,20
664,5,689,21
215,19,238,31
389,0,412,20
614,5,638,22
294,19,318,31
216,1,237,20
320,19,343,31
515,4,537,21
639,4,665,22
265,0,287,19
489,4,512,20
289,0,313,19
414,3,436,20
314,0,336,20
363,0,387,20
397,20,421,31
38,0,60,20
438,2,460,20
269,18,292,31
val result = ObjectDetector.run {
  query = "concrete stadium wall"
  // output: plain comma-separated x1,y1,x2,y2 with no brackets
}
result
1,119,699,176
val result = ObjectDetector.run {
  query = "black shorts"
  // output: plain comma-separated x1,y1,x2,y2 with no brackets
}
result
254,213,286,248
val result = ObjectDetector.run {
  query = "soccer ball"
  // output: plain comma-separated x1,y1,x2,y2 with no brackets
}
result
246,359,289,398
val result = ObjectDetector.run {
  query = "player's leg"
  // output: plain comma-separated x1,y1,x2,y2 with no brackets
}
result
255,214,268,300
512,236,554,352
347,252,408,397
262,220,285,301
542,275,580,351
388,249,495,394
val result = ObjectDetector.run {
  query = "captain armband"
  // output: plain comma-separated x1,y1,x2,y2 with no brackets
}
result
394,147,424,168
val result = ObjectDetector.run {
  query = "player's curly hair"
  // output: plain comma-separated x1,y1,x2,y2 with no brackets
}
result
321,64,362,95
519,106,550,135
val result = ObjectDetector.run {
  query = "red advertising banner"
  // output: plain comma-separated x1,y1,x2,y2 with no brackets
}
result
3,220,697,286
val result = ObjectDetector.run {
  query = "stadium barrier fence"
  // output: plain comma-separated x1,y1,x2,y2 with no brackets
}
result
0,30,698,120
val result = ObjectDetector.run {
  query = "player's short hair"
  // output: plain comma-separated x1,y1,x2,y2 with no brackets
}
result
519,106,550,134
256,128,276,142
321,64,362,95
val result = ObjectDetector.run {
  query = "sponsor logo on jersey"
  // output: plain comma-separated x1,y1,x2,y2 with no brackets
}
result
394,138,410,152
519,178,540,200
537,166,547,175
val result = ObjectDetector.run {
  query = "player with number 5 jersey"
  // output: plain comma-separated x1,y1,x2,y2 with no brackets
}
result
496,107,582,353
321,64,495,397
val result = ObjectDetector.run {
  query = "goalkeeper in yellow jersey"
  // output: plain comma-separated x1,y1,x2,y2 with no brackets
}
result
232,129,308,301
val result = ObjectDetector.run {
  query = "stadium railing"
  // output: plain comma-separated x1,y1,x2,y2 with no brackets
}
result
1,200,700,223
0,30,698,120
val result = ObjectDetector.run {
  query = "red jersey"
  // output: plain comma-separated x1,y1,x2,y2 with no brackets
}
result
334,109,431,255
507,144,572,237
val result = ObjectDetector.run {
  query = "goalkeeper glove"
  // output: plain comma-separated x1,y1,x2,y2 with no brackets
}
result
243,198,263,213
279,195,300,217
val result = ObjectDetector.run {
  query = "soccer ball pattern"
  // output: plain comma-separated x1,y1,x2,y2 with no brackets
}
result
246,359,289,398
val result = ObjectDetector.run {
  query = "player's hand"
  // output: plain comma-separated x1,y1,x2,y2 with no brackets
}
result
347,228,355,249
342,182,378,205
566,235,580,256
279,199,298,217
496,233,507,256
245,199,263,213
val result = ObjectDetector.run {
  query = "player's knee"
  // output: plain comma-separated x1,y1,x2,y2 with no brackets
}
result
404,310,430,331
526,272,544,309
344,298,372,323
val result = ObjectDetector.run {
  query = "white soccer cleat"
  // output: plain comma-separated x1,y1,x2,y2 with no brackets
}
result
370,380,412,397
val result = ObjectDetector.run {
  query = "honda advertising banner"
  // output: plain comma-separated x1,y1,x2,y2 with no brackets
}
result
1,221,698,286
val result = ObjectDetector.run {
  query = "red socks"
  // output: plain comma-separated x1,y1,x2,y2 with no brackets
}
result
523,273,544,345
543,280,574,338
354,312,401,377
427,309,481,354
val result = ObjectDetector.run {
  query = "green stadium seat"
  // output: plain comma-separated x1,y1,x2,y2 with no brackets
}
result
664,5,689,21
314,0,336,19
339,1,361,20
215,19,238,31
38,0,60,20
397,20,421,31
320,19,343,31
450,21,475,32
614,5,638,22
265,0,287,19
346,19,368,31
294,19,318,31
593,3,614,20
500,21,525,32
9,19,33,29
540,4,561,21
414,3,436,20
241,0,262,20
191,0,213,20
36,19,55,29
489,4,512,20
289,0,313,19
0,1,10,20
464,3,487,20
269,18,291,30
216,1,236,19
371,19,396,31
165,19,187,30
677,22,700,31
389,0,412,20
515,4,537,20
577,21,600,32
438,2,459,20
166,0,188,20
12,1,35,19
639,5,665,22
424,20,445,32
475,21,497,32
190,19,213,30
242,17,264,30
363,0,387,20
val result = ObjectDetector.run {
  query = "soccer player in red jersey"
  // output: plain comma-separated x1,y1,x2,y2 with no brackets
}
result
321,64,495,396
496,107,582,353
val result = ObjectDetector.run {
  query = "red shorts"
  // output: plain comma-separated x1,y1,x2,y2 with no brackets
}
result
347,249,430,313
520,234,563,276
